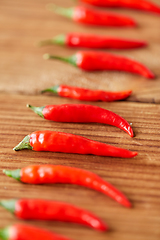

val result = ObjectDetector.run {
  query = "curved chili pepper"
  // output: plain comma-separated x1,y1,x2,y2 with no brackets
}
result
27,104,134,137
0,223,71,240
42,85,132,102
79,0,160,15
13,130,138,158
43,51,155,79
38,33,147,49
3,165,132,207
0,199,108,231
47,4,136,27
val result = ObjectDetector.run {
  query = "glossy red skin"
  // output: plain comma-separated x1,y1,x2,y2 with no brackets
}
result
20,165,131,208
58,85,132,101
14,199,107,231
79,0,160,14
73,6,136,26
42,104,133,137
29,131,137,158
75,51,155,79
9,223,70,240
66,33,147,49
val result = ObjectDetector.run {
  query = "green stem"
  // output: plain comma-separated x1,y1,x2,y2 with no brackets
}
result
13,135,32,151
27,104,45,118
3,169,21,181
46,4,74,19
38,34,66,47
41,85,59,94
0,227,9,240
0,199,16,214
43,53,77,67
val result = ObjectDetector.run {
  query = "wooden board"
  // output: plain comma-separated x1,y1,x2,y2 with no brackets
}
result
0,0,160,239
0,0,160,102
0,94,160,240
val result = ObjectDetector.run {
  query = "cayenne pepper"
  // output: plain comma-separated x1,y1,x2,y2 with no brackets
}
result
12,130,138,158
0,199,108,231
47,4,136,27
38,33,147,49
3,165,132,207
43,51,155,79
27,104,134,137
41,85,132,102
0,223,71,240
79,0,160,15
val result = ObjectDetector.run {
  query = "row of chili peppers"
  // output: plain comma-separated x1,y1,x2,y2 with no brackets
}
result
0,103,138,238
1,0,159,239
38,0,160,79
0,106,137,239
0,162,131,239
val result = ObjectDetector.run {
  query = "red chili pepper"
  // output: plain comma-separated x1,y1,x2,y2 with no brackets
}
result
3,165,132,207
79,0,160,15
27,104,133,137
43,51,155,79
0,199,108,231
42,85,132,102
47,4,136,27
0,223,71,240
38,33,147,49
13,130,137,158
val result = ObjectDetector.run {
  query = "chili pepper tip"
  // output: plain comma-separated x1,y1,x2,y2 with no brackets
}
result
129,151,138,157
27,104,45,118
147,71,155,79
0,199,16,214
3,169,21,181
120,198,132,208
13,135,32,151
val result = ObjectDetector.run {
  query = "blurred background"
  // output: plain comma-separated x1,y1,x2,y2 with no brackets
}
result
0,0,160,102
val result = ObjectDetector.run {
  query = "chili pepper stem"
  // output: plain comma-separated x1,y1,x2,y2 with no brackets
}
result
38,34,66,47
46,4,74,19
37,39,54,47
13,135,32,151
27,104,45,118
0,200,16,214
41,85,59,94
43,53,77,67
3,169,21,181
0,227,9,240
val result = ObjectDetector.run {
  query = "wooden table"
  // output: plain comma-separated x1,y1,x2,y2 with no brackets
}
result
0,1,160,240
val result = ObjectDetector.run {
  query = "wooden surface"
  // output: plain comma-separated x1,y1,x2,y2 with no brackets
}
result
0,94,160,240
0,0,160,240
0,0,160,102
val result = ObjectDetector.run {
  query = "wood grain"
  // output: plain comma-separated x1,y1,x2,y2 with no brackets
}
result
0,0,160,239
0,0,160,102
0,94,160,240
